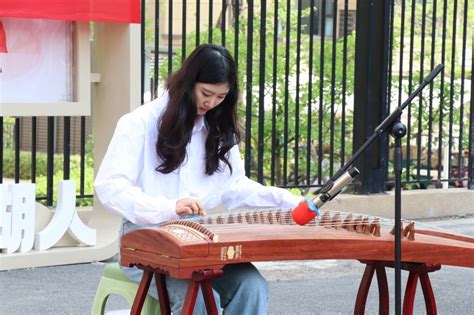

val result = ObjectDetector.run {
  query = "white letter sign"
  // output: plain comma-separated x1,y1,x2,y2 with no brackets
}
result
35,180,96,251
0,183,36,253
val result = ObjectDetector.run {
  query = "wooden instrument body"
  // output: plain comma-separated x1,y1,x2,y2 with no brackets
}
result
120,223,474,279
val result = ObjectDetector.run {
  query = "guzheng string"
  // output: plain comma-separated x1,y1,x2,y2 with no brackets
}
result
177,207,463,235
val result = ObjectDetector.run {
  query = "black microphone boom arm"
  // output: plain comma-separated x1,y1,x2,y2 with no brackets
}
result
322,64,444,187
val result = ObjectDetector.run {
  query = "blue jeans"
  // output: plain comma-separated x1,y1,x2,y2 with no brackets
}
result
120,220,269,315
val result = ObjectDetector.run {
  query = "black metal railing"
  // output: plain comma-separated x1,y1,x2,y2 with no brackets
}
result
0,116,93,207
385,0,472,190
140,0,473,192
1,0,472,206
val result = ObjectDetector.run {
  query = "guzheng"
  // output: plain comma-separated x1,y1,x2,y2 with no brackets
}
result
120,209,474,279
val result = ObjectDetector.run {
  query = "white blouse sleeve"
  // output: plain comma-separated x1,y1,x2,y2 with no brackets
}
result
94,111,178,225
219,145,303,210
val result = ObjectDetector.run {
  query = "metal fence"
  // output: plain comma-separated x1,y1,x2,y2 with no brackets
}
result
141,0,473,192
0,116,93,206
0,0,472,206
385,0,473,191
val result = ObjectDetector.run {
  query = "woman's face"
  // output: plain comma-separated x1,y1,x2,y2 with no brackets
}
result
193,82,230,115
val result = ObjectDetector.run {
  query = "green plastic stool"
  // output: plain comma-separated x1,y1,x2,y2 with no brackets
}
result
91,263,160,315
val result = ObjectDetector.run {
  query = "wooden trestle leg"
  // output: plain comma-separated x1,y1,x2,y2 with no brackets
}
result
131,267,224,315
155,272,171,314
354,260,441,315
354,262,389,315
402,263,440,315
182,269,224,315
131,269,154,315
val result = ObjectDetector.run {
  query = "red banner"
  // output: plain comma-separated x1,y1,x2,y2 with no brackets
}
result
0,21,7,53
0,0,140,24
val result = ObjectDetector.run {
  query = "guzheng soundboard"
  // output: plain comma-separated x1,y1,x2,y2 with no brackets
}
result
120,209,474,279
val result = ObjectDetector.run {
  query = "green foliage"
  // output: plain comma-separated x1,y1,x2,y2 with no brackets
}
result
2,136,94,207
389,0,472,152
3,150,54,179
35,162,95,207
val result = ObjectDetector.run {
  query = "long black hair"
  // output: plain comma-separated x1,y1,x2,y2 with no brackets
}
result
156,44,241,175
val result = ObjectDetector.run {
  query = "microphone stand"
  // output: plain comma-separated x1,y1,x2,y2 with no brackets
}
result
391,120,407,315
316,64,444,314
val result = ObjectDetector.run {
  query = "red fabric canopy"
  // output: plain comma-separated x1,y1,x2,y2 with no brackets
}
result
0,0,140,24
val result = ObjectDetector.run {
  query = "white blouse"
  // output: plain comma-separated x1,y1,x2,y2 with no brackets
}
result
94,92,302,225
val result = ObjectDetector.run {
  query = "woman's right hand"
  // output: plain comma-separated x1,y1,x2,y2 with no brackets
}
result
176,198,206,216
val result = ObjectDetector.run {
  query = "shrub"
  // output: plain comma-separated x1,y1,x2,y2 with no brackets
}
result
3,137,94,207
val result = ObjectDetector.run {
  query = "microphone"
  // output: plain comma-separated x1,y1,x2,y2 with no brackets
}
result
292,167,360,225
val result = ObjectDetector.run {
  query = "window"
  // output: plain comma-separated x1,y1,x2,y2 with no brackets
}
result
302,0,335,38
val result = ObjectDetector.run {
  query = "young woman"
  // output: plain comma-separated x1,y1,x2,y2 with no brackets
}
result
94,44,302,314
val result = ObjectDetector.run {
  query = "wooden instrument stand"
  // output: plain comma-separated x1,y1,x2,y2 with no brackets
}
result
131,267,223,315
130,260,441,315
355,260,442,315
